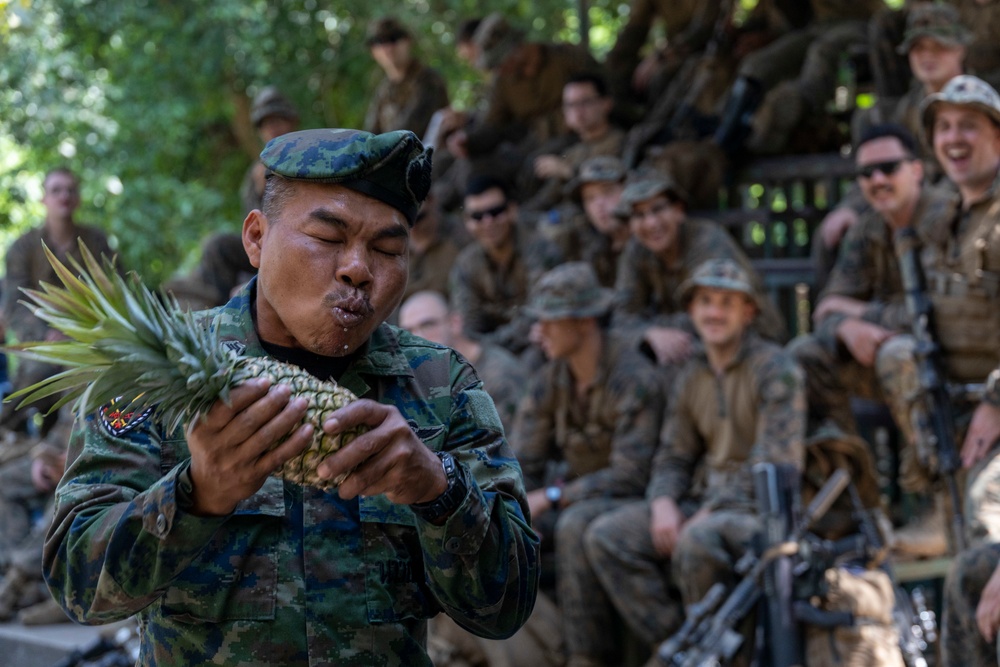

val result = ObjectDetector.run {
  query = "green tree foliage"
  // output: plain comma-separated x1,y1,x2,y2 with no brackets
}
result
0,0,628,287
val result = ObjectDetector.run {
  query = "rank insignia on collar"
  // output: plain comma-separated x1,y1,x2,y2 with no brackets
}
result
100,398,154,437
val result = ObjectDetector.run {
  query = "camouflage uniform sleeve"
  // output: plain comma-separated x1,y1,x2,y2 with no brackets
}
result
508,369,558,491
611,240,655,332
448,248,487,335
396,66,450,137
705,345,806,511
562,354,665,503
415,355,539,639
2,232,47,342
43,416,228,624
647,362,703,501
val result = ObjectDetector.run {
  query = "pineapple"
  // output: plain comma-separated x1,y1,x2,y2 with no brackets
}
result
6,241,364,489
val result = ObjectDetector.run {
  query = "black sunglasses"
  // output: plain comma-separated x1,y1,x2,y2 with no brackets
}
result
856,159,909,179
467,201,508,222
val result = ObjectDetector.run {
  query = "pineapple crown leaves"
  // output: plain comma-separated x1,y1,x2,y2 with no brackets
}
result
5,240,240,434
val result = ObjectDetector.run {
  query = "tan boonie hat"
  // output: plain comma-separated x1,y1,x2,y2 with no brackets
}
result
613,168,688,219
897,3,971,54
474,13,525,70
677,258,759,308
921,75,1000,143
250,86,300,127
524,262,615,320
565,155,627,201
366,16,411,46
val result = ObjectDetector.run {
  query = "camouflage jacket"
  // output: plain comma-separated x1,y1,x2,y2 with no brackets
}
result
464,43,601,157
540,207,623,288
473,343,529,437
448,226,560,354
907,169,1000,381
647,333,805,512
511,332,665,505
364,58,450,137
1,224,112,342
521,128,625,213
43,284,539,667
816,186,954,343
611,220,787,345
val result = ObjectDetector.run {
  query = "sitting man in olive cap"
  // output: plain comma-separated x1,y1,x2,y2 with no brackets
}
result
511,262,665,667
611,167,786,369
586,259,805,667
43,128,539,667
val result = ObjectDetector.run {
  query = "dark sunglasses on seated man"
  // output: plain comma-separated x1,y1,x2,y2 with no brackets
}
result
466,201,509,222
856,158,912,180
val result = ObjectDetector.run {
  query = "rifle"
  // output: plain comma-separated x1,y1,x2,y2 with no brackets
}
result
655,467,850,667
895,227,967,552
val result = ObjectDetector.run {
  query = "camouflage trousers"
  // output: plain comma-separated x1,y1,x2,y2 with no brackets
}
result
788,332,886,437
876,334,1000,542
555,497,637,663
941,542,1000,667
0,456,49,573
585,501,683,650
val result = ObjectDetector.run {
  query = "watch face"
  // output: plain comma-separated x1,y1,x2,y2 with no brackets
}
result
545,486,561,504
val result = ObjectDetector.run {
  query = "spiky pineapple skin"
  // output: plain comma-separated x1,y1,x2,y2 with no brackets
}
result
236,357,365,489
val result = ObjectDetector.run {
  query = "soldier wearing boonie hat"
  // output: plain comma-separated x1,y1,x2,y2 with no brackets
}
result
564,155,627,203
920,73,1000,143
512,260,666,667
613,168,688,220
675,258,760,311
52,125,539,666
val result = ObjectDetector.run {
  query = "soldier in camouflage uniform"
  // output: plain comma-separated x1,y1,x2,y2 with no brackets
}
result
364,16,450,138
399,290,527,436
540,156,632,288
510,262,665,667
0,167,112,435
610,168,786,367
586,259,806,665
448,175,560,356
521,72,624,214
874,76,1000,560
447,14,602,172
403,191,463,303
43,128,539,666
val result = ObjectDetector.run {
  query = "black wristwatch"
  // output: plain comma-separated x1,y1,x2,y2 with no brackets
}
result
411,451,468,522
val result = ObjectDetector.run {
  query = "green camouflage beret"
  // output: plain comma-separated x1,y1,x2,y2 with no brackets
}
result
565,155,626,201
676,258,758,308
897,3,971,54
261,128,433,225
613,167,688,219
524,262,615,320
921,75,1000,143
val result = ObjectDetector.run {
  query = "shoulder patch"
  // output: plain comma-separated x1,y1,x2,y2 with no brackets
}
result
221,340,247,356
100,398,154,437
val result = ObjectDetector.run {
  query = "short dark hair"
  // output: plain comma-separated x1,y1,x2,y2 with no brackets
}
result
457,18,482,44
261,174,296,221
565,71,608,98
465,174,511,200
855,122,919,157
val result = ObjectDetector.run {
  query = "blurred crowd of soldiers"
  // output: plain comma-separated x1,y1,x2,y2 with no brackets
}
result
5,1,1000,666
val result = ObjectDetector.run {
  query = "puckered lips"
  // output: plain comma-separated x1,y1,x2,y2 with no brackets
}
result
328,292,374,328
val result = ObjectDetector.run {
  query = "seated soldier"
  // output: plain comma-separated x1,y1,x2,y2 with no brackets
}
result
585,259,805,666
520,72,623,213
398,290,526,435
511,262,665,667
541,156,632,288
610,168,786,369
448,175,560,356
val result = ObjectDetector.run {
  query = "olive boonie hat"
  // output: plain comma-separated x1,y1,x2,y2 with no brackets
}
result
921,75,1000,143
525,262,615,320
250,86,300,128
474,13,525,70
897,3,971,54
366,16,411,46
261,128,433,225
565,155,627,201
676,258,758,308
613,168,688,219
